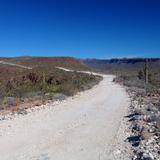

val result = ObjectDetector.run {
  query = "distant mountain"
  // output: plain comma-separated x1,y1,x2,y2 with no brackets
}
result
80,58,160,74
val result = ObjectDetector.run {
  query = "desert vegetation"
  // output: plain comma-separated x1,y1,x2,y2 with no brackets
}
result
82,58,160,91
0,57,101,112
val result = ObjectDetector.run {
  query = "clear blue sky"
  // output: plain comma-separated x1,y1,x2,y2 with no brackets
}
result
0,0,160,58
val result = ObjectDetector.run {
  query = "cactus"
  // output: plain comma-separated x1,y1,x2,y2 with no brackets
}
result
144,59,149,84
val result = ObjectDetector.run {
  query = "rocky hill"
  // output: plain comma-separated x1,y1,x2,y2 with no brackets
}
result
0,56,90,70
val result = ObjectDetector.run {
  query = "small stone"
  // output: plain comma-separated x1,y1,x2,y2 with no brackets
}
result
148,128,155,133
115,149,121,155
148,153,154,160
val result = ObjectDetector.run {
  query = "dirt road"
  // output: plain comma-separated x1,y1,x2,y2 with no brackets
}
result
0,73,130,160
0,61,32,69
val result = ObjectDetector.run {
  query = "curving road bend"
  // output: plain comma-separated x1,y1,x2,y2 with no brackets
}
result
0,71,130,160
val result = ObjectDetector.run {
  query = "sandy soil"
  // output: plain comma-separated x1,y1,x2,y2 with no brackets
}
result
0,72,130,160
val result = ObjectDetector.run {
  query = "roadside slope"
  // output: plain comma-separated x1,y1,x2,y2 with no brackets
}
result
0,74,130,160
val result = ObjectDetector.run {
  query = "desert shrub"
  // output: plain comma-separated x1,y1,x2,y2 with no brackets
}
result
59,82,79,96
42,84,61,94
138,70,144,80
114,71,159,91
0,64,101,111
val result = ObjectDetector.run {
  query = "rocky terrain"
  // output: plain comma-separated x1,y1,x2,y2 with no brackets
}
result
110,87,160,160
126,88,160,160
